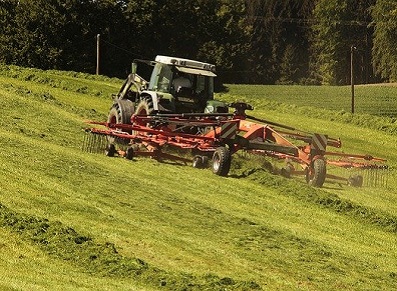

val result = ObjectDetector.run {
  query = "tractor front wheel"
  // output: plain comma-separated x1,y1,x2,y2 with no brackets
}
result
134,97,155,134
306,158,326,187
212,147,231,176
108,100,134,125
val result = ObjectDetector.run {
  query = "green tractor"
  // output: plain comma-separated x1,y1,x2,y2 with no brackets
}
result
108,55,228,127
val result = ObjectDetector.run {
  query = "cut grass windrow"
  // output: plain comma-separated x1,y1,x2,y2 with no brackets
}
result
0,203,261,291
241,166,397,234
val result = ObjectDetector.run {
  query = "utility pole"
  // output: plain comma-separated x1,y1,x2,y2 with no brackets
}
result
96,34,100,75
351,45,356,114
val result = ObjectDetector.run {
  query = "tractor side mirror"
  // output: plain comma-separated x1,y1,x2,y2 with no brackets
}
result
131,62,137,74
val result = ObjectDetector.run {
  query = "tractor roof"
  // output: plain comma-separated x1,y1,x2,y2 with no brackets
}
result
155,55,216,77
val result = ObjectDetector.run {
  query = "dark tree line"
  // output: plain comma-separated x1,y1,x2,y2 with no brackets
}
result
1,0,397,85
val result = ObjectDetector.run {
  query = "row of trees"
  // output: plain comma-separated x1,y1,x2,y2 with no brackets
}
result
1,0,397,85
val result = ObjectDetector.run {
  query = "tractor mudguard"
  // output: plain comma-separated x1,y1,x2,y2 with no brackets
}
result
140,91,161,111
140,91,175,112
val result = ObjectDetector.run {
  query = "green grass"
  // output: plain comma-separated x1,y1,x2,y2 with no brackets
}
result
1,65,397,290
222,83,397,117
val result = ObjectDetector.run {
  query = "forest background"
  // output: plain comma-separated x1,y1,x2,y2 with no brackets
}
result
1,0,397,86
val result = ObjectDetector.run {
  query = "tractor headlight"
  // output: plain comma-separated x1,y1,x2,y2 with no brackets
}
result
204,105,214,113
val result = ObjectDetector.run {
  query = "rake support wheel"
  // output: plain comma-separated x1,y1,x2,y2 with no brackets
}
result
212,147,231,176
105,144,116,157
125,146,134,160
348,174,363,187
192,155,209,169
306,158,326,187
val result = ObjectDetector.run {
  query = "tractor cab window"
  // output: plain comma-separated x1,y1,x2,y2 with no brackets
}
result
148,63,173,92
194,75,214,100
171,70,214,100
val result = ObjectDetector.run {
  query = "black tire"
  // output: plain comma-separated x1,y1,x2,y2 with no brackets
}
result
192,155,209,169
306,158,326,187
125,146,134,160
134,97,155,133
192,155,203,168
201,155,209,166
135,97,154,116
107,99,135,125
212,147,231,176
107,100,135,144
105,144,116,157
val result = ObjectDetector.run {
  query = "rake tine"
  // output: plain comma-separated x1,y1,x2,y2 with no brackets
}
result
371,167,376,187
82,130,108,154
93,134,98,153
345,164,389,188
89,132,95,153
92,133,97,153
365,165,389,188
82,132,86,152
95,133,104,153
82,130,91,152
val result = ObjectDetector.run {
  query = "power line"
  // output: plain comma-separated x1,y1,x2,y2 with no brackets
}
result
101,38,145,59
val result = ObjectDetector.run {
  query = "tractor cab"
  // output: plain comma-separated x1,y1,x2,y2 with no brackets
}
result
147,55,218,113
111,55,228,128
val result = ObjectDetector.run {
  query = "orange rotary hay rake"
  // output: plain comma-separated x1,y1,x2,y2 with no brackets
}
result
83,102,387,188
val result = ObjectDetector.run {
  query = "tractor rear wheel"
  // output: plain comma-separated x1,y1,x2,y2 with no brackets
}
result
306,158,326,187
107,99,135,144
212,147,231,176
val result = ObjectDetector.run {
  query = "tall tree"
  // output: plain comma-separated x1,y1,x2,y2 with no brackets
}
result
311,0,375,85
244,0,315,84
0,0,18,64
0,0,129,76
0,0,72,69
372,0,397,82
123,0,249,83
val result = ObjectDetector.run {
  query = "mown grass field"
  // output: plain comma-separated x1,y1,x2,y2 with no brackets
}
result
223,83,397,117
1,65,397,290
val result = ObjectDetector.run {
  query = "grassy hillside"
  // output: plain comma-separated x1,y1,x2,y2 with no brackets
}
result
223,83,397,117
1,65,397,290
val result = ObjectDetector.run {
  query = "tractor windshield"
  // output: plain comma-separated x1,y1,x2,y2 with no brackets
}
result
148,63,214,101
148,63,173,92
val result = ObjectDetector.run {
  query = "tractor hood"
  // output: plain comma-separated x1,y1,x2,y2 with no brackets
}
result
176,66,217,77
